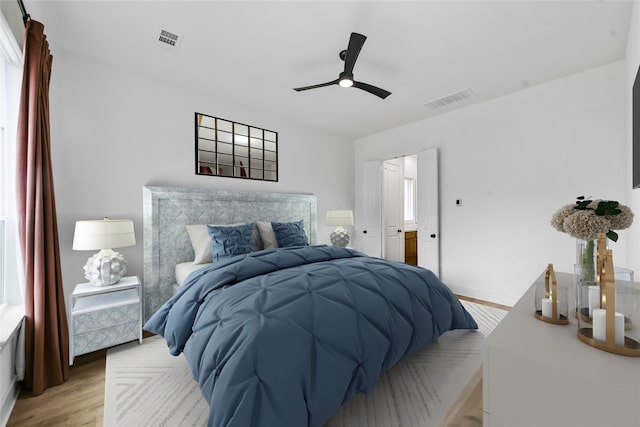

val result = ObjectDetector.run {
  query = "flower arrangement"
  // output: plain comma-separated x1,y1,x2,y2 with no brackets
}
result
551,196,634,242
552,196,634,282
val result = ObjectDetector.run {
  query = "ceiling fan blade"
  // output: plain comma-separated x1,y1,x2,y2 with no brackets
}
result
343,32,367,75
293,79,339,92
353,81,391,99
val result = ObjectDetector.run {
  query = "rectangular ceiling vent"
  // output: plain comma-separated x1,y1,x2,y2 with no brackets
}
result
157,29,181,53
425,88,475,110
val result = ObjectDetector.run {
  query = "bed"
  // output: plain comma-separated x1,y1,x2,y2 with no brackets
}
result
142,185,477,427
142,186,317,320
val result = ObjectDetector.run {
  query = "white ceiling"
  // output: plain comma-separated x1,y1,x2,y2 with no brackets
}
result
24,0,634,139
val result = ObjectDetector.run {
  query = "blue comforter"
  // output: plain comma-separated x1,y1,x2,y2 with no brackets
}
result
144,245,477,427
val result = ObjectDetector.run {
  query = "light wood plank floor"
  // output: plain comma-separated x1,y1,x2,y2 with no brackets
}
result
439,295,511,427
8,350,107,427
8,296,509,426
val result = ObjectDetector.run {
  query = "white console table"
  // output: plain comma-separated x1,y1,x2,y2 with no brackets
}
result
483,271,640,427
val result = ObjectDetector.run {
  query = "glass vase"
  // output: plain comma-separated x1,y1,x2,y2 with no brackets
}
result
576,239,596,281
574,239,595,316
574,238,609,316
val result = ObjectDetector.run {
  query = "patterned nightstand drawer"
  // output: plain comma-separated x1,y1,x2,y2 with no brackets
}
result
69,277,142,365
73,321,139,356
73,301,139,334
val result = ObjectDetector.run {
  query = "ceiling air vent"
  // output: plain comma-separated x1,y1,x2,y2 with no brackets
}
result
425,88,475,110
157,29,181,53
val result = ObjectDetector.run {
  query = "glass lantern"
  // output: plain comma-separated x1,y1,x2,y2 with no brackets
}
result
576,248,640,356
534,264,569,324
575,263,598,322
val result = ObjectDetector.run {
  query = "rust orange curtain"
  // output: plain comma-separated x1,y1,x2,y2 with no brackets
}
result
16,19,69,396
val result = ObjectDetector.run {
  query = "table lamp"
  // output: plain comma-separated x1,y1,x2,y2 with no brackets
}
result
72,218,136,286
326,209,354,247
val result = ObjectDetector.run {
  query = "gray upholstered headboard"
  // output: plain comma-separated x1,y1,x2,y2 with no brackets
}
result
143,185,317,320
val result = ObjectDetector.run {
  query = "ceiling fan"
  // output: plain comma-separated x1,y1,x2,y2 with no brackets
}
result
293,32,391,100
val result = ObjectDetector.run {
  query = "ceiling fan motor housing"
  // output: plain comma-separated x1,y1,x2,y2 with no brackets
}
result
339,71,354,87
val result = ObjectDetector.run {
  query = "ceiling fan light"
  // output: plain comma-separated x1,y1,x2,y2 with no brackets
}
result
339,78,353,88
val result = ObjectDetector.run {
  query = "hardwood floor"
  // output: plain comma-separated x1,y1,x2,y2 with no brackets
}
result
438,367,484,427
8,350,106,427
7,296,509,426
457,294,512,312
441,295,511,427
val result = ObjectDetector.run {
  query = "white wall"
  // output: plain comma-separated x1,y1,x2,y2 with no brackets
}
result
49,51,354,302
626,1,640,277
355,61,628,306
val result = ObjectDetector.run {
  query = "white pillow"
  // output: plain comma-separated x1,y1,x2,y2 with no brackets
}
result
186,224,218,264
257,221,278,249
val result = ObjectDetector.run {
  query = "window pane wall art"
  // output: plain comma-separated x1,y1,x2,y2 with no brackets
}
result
195,112,278,182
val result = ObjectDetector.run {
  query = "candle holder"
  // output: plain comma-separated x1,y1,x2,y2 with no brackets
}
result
535,264,569,324
577,234,640,356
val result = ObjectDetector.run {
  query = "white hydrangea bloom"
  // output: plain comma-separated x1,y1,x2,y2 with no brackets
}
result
562,210,611,240
550,205,577,232
551,199,633,241
608,205,634,230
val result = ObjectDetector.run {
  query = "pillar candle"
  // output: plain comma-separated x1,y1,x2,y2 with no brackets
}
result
592,309,625,347
588,285,600,317
542,298,553,319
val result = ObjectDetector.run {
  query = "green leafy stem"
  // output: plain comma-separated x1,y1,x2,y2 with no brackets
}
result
574,196,622,242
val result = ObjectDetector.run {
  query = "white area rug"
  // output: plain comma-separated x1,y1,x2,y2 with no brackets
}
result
104,337,209,427
104,301,507,427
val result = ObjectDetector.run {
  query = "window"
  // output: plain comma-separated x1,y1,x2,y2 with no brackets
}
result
0,121,6,304
404,177,416,223
0,209,4,304
1,10,23,305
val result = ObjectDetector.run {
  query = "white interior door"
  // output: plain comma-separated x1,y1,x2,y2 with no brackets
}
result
417,147,440,276
360,160,382,257
383,159,404,262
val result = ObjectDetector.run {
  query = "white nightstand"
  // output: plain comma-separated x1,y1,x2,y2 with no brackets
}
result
69,276,142,365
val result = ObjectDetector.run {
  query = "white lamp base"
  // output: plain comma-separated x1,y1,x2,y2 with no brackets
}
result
330,226,350,247
83,249,128,286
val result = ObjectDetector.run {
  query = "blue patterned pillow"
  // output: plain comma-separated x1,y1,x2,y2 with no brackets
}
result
271,220,309,247
207,223,254,261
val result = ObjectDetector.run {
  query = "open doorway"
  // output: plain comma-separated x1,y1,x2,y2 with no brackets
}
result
382,155,417,265
361,148,440,276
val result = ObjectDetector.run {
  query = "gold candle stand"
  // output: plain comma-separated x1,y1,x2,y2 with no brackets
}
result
535,263,569,325
577,235,640,356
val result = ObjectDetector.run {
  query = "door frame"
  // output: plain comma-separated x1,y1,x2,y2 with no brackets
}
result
359,147,440,276
382,158,404,262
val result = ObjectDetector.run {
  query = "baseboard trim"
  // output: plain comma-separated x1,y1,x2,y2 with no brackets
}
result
0,379,20,427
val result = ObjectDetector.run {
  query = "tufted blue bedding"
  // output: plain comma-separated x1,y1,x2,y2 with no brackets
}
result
144,245,478,427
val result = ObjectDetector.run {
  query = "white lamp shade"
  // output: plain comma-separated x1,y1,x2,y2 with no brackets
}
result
72,219,136,250
326,209,354,227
